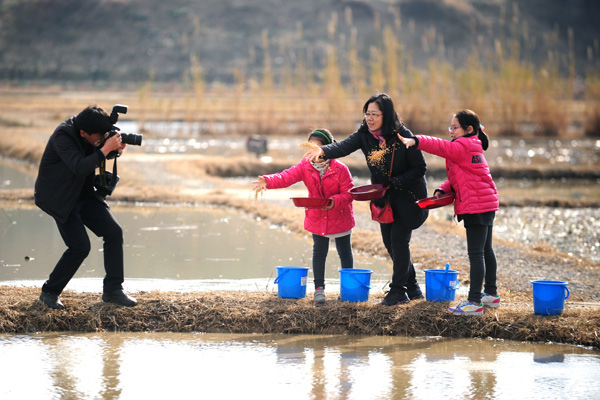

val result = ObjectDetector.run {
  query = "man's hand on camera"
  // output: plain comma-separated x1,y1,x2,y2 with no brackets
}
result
100,133,122,157
117,142,127,156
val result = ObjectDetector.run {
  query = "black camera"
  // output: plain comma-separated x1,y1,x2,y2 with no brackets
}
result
108,104,143,146
94,170,119,197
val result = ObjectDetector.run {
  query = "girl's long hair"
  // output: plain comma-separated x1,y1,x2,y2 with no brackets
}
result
455,109,489,150
360,93,403,138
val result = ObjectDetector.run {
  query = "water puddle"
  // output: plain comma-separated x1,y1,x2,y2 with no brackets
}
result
0,204,394,293
0,332,598,399
0,157,37,189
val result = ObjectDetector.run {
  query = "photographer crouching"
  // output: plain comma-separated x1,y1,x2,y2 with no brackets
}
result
35,104,141,309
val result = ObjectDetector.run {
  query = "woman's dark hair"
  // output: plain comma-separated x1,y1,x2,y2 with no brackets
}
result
454,109,489,150
308,128,335,145
360,93,403,138
75,105,112,134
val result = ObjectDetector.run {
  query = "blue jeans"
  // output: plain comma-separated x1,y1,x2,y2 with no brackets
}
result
312,233,353,289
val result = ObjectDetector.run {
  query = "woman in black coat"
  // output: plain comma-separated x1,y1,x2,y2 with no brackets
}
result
304,93,429,305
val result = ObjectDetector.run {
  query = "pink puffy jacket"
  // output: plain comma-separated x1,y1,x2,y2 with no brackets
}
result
416,134,499,215
263,158,355,236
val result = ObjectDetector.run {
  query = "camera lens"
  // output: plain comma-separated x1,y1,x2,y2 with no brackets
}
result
121,133,143,146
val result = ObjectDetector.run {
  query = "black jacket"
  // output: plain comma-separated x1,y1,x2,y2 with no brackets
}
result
34,116,107,224
322,125,429,229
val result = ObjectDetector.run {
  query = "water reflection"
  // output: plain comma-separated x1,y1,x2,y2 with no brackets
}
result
0,333,598,399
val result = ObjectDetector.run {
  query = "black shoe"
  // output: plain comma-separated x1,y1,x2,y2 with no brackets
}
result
380,290,410,306
407,290,424,300
39,291,65,310
102,290,138,307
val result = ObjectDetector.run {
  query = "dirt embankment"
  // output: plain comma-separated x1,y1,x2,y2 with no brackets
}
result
1,287,599,350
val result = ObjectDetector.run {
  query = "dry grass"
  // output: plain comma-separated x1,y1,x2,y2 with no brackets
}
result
1,287,598,349
0,128,45,164
0,73,598,141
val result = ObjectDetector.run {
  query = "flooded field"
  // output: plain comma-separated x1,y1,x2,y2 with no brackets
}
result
119,120,600,167
0,204,393,293
1,332,599,399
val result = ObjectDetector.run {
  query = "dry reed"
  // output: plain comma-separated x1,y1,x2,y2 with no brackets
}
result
1,287,598,349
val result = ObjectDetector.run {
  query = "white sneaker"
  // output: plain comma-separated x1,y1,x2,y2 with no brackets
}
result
481,293,500,308
448,300,484,316
314,287,326,304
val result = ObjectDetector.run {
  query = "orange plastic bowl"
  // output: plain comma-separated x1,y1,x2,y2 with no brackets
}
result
291,197,330,209
349,184,389,201
416,193,455,209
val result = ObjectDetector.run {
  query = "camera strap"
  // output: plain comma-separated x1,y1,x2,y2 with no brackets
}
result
98,157,118,189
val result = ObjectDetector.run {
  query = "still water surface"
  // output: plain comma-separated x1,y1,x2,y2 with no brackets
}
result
0,204,393,293
1,332,599,400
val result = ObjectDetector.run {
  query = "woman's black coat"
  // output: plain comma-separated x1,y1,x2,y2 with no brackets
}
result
322,125,429,229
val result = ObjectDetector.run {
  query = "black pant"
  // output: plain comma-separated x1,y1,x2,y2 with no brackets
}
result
465,224,498,304
312,233,353,289
380,221,419,294
42,197,124,295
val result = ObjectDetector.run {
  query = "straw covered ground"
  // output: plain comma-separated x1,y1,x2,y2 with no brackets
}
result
1,287,599,350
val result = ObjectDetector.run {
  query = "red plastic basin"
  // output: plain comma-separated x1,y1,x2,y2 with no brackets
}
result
291,197,331,209
349,184,389,201
416,193,455,209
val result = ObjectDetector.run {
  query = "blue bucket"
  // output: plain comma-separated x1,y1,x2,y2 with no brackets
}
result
531,280,570,315
339,269,372,302
424,269,460,302
274,266,309,299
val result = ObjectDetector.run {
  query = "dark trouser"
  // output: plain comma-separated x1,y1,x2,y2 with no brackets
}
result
312,233,353,289
465,224,498,304
42,198,124,295
380,221,419,294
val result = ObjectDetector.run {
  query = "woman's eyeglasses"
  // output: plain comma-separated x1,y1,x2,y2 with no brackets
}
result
448,125,462,132
364,112,382,119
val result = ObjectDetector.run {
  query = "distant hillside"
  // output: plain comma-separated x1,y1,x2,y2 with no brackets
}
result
1,0,599,85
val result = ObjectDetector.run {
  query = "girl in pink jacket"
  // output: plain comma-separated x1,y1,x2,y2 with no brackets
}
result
253,129,355,304
399,110,499,316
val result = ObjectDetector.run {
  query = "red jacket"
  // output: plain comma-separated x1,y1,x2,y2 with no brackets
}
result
263,158,355,236
415,134,499,215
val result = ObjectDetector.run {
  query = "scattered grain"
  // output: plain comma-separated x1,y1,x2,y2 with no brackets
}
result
367,146,390,168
